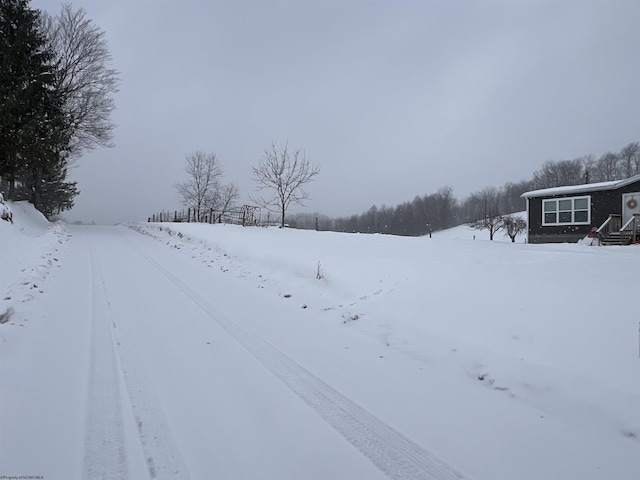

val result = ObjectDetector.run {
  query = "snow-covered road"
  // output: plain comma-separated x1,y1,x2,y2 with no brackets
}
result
3,210,639,480
1,225,467,479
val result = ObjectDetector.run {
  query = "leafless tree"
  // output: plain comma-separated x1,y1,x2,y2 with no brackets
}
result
175,151,223,221
433,186,457,229
461,187,501,224
214,183,239,222
468,190,504,240
532,159,583,189
43,4,120,158
501,180,533,213
618,142,640,178
578,154,597,183
251,141,320,228
501,214,527,242
469,214,503,241
594,152,620,182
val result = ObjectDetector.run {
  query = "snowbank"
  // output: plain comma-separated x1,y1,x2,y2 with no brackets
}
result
0,201,70,325
0,193,12,223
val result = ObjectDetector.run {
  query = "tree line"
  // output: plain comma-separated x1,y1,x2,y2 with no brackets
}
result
175,139,638,236
288,140,639,236
0,0,118,218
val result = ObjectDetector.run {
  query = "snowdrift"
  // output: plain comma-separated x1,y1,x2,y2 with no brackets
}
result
0,201,70,324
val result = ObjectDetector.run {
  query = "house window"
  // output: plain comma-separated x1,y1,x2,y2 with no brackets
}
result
542,196,590,226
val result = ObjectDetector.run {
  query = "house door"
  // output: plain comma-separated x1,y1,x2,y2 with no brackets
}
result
622,192,640,224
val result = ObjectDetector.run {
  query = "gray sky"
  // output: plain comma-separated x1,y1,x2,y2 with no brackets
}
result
33,0,640,224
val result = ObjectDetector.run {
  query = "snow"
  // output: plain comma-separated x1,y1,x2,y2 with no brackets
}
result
521,174,640,198
0,194,13,224
1,204,639,479
0,202,68,324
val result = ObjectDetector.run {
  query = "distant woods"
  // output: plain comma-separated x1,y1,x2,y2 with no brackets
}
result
289,141,640,236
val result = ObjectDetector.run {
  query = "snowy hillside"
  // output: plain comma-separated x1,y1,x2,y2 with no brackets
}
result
1,205,639,480
432,211,527,241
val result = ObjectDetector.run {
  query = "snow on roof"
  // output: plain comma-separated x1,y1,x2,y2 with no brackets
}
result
521,174,640,198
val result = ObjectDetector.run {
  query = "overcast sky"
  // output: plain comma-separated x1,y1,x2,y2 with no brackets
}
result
32,0,640,225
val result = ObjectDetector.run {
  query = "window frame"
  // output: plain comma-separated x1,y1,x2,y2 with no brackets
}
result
541,195,591,226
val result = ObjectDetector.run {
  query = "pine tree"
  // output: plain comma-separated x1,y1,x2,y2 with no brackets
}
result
0,0,75,215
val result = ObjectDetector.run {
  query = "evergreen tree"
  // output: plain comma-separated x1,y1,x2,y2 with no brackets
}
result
1,0,47,198
0,0,75,215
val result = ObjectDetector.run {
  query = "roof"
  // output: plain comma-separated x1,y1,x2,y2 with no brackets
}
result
521,174,640,198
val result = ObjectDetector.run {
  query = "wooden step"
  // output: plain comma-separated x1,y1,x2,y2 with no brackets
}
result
601,232,633,246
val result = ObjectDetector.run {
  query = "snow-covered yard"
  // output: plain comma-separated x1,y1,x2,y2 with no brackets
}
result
1,203,639,479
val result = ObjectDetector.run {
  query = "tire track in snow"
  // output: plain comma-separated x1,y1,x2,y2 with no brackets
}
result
125,234,470,480
83,239,128,479
110,318,191,480
86,236,190,479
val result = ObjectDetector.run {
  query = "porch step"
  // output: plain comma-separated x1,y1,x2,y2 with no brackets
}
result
601,231,634,246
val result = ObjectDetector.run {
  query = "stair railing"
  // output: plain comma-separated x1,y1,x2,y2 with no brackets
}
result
608,214,640,245
594,214,621,245
619,213,640,244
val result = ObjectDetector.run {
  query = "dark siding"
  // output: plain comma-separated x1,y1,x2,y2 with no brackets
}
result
592,190,621,226
618,180,640,195
527,179,640,244
527,196,593,244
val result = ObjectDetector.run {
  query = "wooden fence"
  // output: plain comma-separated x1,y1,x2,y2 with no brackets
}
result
148,205,262,227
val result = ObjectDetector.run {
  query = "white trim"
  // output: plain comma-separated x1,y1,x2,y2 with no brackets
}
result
542,195,591,226
622,192,640,224
525,197,530,243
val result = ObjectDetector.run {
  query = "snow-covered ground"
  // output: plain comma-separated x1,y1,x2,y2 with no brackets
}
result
1,203,639,480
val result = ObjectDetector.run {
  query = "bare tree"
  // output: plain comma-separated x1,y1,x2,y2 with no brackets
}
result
501,214,527,242
469,214,503,240
43,4,120,158
501,180,533,213
532,159,583,189
594,152,620,182
214,183,239,222
175,151,223,221
618,142,640,178
252,141,320,228
433,186,457,229
578,154,597,183
468,191,503,240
